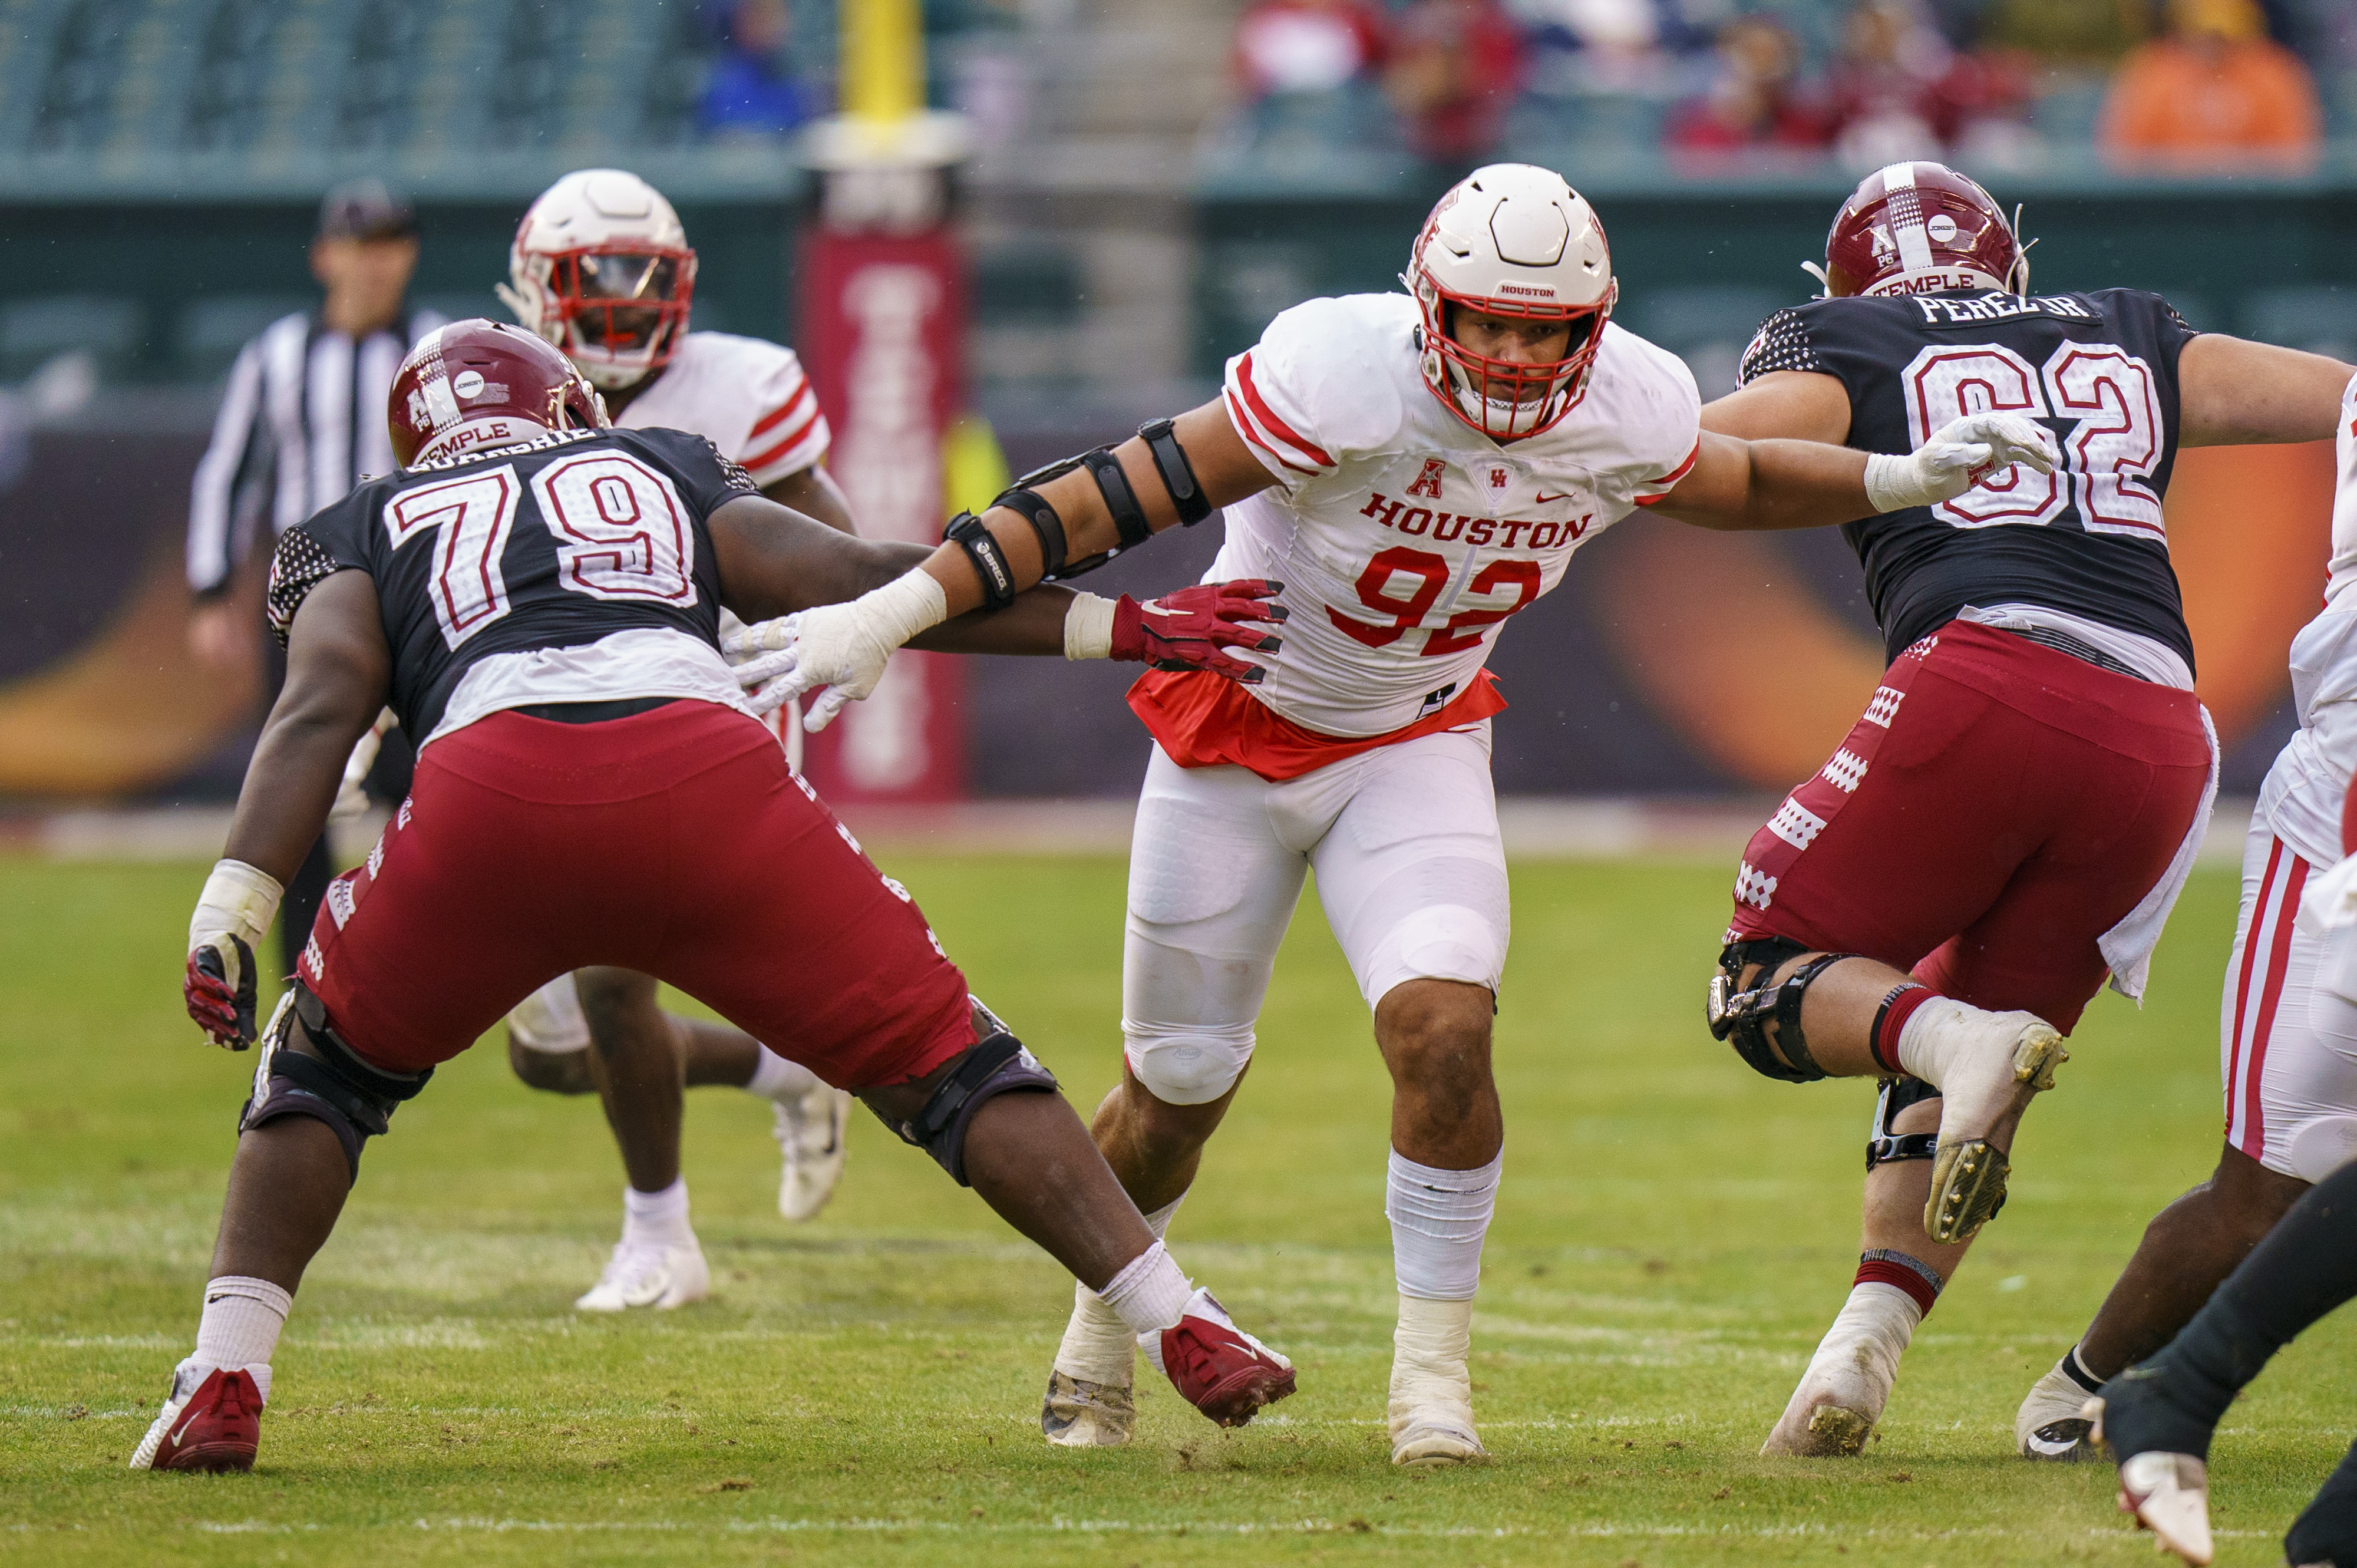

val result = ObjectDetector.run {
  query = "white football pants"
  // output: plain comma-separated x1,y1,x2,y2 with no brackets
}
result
1121,724,1510,1106
2222,820,2357,1181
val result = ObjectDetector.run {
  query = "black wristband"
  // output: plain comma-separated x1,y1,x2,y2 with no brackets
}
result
942,511,1018,612
1138,417,1211,526
988,487,1068,577
1080,448,1151,549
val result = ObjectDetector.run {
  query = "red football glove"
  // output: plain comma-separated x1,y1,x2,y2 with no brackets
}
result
184,936,259,1049
1110,579,1287,685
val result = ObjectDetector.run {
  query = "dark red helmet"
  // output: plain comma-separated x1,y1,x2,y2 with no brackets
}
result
388,318,608,467
1818,162,2028,299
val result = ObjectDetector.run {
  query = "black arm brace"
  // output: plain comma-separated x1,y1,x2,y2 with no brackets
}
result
1000,420,1207,580
943,511,1019,612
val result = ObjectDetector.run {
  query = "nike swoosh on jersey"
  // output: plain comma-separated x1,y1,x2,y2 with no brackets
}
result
1535,491,1574,503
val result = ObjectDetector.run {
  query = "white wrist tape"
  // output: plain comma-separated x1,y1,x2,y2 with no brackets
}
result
190,859,283,954
1063,592,1118,661
1862,451,1936,514
861,569,950,650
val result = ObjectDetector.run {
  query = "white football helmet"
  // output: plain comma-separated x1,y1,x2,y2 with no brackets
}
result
1402,163,1617,442
498,169,698,392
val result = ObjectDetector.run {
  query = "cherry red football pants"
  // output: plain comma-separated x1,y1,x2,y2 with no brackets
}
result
298,700,975,1084
1725,620,2213,1033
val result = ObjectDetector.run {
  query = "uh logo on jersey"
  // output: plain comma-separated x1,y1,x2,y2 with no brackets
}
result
1359,455,1594,551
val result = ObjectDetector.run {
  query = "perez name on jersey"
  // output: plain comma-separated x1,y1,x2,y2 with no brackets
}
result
1741,286,2200,675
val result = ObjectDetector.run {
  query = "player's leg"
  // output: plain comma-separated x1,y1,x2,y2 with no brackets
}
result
2022,827,2341,1457
137,741,573,1473
2090,1156,2357,1566
653,731,1298,1435
1310,727,1510,1467
506,971,850,1226
563,966,707,1312
1050,747,1309,1444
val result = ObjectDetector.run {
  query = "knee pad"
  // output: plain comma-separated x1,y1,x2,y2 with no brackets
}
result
505,973,590,1054
1709,938,1856,1084
240,983,434,1181
2287,1115,2357,1183
1124,1021,1255,1106
1358,900,1506,1011
883,1030,1059,1187
1867,1074,1941,1171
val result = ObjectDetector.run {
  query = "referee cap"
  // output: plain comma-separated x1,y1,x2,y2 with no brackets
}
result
318,178,417,242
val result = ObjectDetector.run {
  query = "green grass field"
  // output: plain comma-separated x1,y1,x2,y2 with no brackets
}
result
4,849,2353,1566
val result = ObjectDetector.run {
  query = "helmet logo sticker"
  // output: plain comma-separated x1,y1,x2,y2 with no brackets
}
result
1927,215,1959,244
453,371,486,400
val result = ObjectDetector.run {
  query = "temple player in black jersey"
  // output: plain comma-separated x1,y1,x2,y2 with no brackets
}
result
1694,162,2356,1458
133,321,1297,1473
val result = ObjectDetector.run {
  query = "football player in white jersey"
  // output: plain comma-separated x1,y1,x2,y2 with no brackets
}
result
493,169,861,1312
729,162,2054,1467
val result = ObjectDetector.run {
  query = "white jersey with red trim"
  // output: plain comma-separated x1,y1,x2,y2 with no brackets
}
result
2257,372,2357,869
1217,292,1700,738
619,331,829,487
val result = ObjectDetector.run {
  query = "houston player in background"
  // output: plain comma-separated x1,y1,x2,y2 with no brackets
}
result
141,321,1295,1473
729,161,2055,1468
1691,161,2353,1459
491,169,863,1315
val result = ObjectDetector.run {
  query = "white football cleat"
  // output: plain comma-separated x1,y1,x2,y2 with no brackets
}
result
1916,1005,2066,1243
1760,1282,1917,1457
1043,1281,1138,1447
773,1085,852,1222
1041,1371,1137,1447
574,1239,709,1312
2115,1446,2215,1566
1389,1296,1488,1467
2016,1358,2103,1461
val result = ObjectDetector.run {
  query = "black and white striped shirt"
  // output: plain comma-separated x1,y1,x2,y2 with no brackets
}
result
186,306,445,597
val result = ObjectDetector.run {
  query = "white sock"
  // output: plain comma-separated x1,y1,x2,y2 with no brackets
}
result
1097,1240,1192,1338
194,1276,289,1402
621,1177,694,1249
745,1044,821,1101
1387,1149,1501,1300
1054,1196,1187,1385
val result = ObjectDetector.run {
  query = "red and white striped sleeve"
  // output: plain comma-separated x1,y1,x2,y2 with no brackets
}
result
1222,340,1339,490
1629,440,1701,507
735,345,830,486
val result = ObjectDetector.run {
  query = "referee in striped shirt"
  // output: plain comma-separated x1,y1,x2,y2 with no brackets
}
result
184,179,443,978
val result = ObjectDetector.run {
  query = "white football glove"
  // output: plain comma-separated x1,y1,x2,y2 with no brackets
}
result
722,570,949,731
1865,412,2060,513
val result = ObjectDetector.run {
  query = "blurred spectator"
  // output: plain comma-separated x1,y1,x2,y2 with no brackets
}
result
1823,0,2028,163
1979,0,2154,66
1667,14,1833,151
700,0,814,137
2099,0,2320,159
1233,0,1391,97
1513,0,1696,93
1385,0,1526,163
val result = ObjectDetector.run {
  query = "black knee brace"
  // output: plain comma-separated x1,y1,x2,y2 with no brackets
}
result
1867,1074,1941,1172
1708,938,1858,1084
883,1029,1058,1187
239,983,434,1180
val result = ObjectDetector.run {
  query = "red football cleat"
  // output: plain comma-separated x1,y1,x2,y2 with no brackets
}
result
129,1363,264,1473
1146,1287,1296,1428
